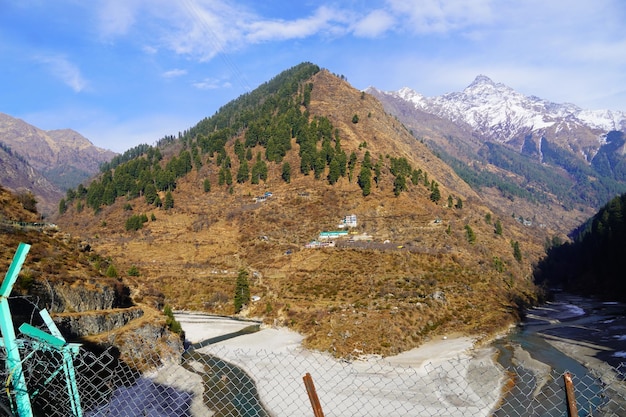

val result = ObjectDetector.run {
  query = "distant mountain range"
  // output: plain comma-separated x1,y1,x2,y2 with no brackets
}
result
367,76,626,234
0,113,117,217
379,75,626,143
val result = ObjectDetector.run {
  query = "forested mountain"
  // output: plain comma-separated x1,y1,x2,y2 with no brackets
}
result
56,63,548,357
535,193,626,300
368,78,626,236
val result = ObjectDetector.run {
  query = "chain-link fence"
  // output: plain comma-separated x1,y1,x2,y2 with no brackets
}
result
2,338,626,417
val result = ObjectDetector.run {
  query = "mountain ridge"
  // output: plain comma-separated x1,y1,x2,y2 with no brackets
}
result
0,112,117,216
366,76,626,235
374,75,626,139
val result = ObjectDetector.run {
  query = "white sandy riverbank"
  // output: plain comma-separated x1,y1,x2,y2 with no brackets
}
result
174,312,505,417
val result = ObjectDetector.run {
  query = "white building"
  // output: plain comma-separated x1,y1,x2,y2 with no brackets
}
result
339,214,357,228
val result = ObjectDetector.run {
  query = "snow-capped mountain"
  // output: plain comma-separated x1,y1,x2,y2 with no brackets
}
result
369,75,626,146
367,76,626,225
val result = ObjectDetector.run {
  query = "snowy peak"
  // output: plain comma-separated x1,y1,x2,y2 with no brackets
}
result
461,75,521,102
469,74,496,86
464,74,510,96
395,86,426,105
377,76,626,143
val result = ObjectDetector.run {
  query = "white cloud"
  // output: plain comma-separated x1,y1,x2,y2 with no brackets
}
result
386,0,493,33
192,78,231,90
352,9,395,38
162,69,187,78
93,1,349,60
164,0,248,60
35,54,88,92
244,6,345,43
97,0,141,37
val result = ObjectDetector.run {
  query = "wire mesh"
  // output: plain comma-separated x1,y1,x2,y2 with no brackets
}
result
1,341,625,417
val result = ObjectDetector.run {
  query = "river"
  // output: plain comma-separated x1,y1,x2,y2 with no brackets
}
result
492,291,626,416
91,301,625,416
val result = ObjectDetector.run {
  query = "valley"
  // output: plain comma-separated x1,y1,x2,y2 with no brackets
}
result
3,63,626,360
55,66,548,357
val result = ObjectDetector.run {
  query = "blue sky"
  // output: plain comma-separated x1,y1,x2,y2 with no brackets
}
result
1,0,625,153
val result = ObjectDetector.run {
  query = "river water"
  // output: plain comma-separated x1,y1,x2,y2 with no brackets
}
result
492,291,626,416
91,298,625,416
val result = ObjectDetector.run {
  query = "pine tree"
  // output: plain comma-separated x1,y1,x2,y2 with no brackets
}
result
105,264,118,278
224,167,233,185
328,158,341,184
234,139,245,162
358,166,372,196
411,169,422,185
164,191,174,210
512,240,522,262
495,220,503,235
144,183,158,205
234,269,251,313
251,158,268,184
430,182,441,202
237,160,250,183
348,152,357,181
393,175,407,196
282,162,291,183
362,151,372,169
58,198,67,215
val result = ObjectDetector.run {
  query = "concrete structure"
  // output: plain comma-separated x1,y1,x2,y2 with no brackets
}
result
318,231,348,240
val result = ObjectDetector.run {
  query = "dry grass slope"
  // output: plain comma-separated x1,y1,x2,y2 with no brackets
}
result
56,70,549,357
0,186,181,368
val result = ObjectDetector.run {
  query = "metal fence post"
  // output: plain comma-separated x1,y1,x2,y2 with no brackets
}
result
564,372,579,417
303,373,325,417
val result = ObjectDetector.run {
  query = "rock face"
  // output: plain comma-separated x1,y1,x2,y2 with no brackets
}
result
28,279,131,313
113,322,185,370
53,307,144,338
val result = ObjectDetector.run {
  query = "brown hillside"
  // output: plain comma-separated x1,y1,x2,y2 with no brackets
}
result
0,186,181,367
57,69,549,357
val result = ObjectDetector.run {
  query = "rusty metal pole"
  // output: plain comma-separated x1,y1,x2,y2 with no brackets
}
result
303,372,325,417
564,372,579,417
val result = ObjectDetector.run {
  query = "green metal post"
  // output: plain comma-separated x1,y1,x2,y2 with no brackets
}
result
0,243,34,417
38,310,83,417
61,345,83,417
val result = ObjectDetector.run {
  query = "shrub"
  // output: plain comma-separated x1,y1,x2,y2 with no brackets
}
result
105,264,118,278
125,214,148,231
